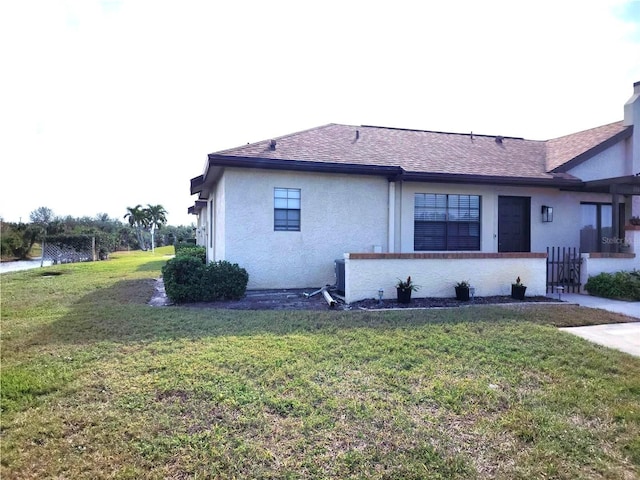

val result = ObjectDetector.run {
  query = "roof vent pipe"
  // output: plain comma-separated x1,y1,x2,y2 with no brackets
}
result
269,139,276,150
495,136,503,144
355,129,360,140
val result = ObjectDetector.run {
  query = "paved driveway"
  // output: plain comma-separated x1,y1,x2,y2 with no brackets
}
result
0,259,52,274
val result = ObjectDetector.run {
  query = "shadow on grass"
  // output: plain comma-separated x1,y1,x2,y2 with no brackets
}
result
35,279,636,346
32,279,499,345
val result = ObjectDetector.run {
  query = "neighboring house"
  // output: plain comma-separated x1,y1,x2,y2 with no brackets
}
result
190,82,640,303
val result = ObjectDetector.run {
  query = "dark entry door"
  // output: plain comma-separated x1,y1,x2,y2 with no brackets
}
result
498,196,531,252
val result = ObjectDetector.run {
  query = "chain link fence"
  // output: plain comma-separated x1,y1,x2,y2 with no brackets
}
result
41,237,96,265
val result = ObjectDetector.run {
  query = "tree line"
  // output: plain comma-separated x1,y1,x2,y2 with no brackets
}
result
1,206,195,260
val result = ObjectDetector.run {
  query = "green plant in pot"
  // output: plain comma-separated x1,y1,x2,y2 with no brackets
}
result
396,276,419,304
511,276,527,300
455,280,470,301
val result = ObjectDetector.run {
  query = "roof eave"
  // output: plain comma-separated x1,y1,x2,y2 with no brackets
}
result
399,171,582,188
207,155,583,187
575,175,640,194
190,175,204,195
207,154,403,178
187,200,207,215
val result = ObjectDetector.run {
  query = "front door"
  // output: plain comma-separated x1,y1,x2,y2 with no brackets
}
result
498,196,531,252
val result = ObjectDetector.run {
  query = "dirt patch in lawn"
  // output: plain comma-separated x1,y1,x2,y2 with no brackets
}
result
151,279,560,311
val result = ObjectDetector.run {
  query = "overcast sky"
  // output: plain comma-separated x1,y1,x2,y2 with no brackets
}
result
1,0,639,227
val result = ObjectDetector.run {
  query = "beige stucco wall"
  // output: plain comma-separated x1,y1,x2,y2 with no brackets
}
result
566,140,631,181
344,253,547,303
528,189,620,251
198,169,622,292
396,182,614,254
219,168,390,289
195,204,207,246
213,178,226,260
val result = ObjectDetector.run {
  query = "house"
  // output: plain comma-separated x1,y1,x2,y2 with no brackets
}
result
189,82,640,303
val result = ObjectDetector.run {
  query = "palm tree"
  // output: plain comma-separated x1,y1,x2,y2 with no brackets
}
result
124,205,149,251
146,204,168,253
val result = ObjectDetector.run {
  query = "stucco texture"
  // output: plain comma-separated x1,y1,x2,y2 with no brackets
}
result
344,255,547,304
221,169,390,289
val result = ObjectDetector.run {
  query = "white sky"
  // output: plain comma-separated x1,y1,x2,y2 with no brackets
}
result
1,0,639,227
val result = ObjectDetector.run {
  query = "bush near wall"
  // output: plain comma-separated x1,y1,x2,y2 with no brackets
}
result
174,244,206,263
202,261,250,300
585,270,640,301
174,239,196,253
161,256,206,303
162,257,249,303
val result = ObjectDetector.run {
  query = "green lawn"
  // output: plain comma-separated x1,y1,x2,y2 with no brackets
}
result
1,247,639,479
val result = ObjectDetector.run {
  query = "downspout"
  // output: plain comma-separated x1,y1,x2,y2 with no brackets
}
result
388,181,396,253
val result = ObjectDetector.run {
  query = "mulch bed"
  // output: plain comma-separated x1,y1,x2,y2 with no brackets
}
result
351,295,560,310
165,286,561,311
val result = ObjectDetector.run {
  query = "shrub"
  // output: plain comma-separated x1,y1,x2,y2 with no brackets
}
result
161,256,206,303
1,222,42,259
174,244,205,263
161,257,249,303
585,270,640,301
1,225,24,258
202,261,249,300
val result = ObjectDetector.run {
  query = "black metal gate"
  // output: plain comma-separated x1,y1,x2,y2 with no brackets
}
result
546,246,582,293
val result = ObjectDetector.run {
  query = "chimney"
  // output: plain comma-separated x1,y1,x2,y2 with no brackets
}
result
624,81,640,169
624,81,640,221
623,80,640,127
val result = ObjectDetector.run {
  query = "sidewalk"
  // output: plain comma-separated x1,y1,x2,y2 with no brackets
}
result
559,293,639,320
558,293,640,357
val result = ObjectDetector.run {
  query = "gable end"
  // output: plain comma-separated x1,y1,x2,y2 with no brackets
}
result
549,125,632,173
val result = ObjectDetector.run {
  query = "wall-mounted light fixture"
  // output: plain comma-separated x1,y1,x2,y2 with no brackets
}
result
541,205,553,222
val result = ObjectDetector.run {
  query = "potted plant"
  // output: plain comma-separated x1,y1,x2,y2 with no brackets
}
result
455,280,470,301
396,276,419,304
511,276,527,300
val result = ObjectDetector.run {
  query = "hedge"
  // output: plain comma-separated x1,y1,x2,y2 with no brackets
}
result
174,245,206,263
162,257,249,303
161,256,206,303
174,239,197,255
584,270,640,301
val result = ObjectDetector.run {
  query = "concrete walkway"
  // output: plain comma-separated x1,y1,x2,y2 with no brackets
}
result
558,293,640,357
559,293,640,320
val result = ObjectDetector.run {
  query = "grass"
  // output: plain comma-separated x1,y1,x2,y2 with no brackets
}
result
1,247,639,479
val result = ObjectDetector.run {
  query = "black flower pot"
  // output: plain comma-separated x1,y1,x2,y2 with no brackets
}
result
511,285,527,300
396,287,412,304
455,286,470,301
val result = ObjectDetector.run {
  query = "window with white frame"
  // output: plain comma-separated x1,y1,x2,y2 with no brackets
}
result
274,188,301,231
414,193,480,250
